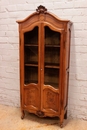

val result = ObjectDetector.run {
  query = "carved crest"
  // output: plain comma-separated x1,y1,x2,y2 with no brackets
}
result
36,5,47,14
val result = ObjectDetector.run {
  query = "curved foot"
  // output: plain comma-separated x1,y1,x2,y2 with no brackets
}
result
21,110,25,119
60,123,63,128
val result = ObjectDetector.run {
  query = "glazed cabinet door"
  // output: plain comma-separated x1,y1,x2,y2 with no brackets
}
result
21,25,41,113
41,24,63,117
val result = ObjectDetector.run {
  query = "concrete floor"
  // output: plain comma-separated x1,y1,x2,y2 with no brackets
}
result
0,104,87,130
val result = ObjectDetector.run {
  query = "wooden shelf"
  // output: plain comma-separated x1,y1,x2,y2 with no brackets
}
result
25,63,60,69
45,65,60,69
25,44,38,47
25,44,60,47
45,63,60,69
25,63,38,67
45,44,60,47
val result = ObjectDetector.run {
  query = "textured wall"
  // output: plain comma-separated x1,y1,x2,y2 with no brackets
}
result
0,0,87,119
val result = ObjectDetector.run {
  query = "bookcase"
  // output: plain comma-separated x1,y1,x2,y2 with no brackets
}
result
17,5,72,127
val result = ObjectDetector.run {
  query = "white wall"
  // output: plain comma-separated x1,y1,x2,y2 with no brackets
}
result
0,0,87,119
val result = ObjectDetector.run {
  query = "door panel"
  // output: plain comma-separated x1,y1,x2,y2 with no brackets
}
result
24,84,40,110
43,86,59,113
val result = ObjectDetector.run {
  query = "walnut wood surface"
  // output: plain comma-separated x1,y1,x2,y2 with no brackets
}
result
17,5,72,127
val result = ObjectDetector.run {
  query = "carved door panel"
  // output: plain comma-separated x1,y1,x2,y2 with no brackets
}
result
42,87,59,116
24,84,40,111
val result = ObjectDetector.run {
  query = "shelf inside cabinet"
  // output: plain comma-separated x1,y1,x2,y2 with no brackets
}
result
25,62,38,67
45,63,60,69
45,44,60,48
25,44,38,47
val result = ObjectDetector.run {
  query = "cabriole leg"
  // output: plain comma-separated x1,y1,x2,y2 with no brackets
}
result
21,110,25,119
60,110,64,128
60,122,63,128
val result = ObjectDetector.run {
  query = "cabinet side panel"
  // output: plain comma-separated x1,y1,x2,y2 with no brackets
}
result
64,24,71,109
19,24,25,109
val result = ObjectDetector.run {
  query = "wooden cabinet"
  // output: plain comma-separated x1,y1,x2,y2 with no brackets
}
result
17,5,72,127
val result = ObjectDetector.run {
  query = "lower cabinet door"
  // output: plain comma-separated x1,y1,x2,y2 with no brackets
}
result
23,84,59,117
42,86,60,117
24,84,40,112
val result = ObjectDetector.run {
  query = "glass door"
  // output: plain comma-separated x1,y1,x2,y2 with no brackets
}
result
44,26,60,89
42,26,61,115
24,26,38,84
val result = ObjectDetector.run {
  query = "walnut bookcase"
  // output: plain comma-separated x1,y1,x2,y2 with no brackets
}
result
17,5,72,127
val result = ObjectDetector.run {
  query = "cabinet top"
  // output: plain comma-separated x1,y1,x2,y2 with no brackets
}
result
16,5,72,26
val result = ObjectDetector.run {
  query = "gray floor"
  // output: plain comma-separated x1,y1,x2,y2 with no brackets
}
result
0,104,87,130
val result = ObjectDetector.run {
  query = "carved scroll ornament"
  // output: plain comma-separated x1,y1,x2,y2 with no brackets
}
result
36,5,47,14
